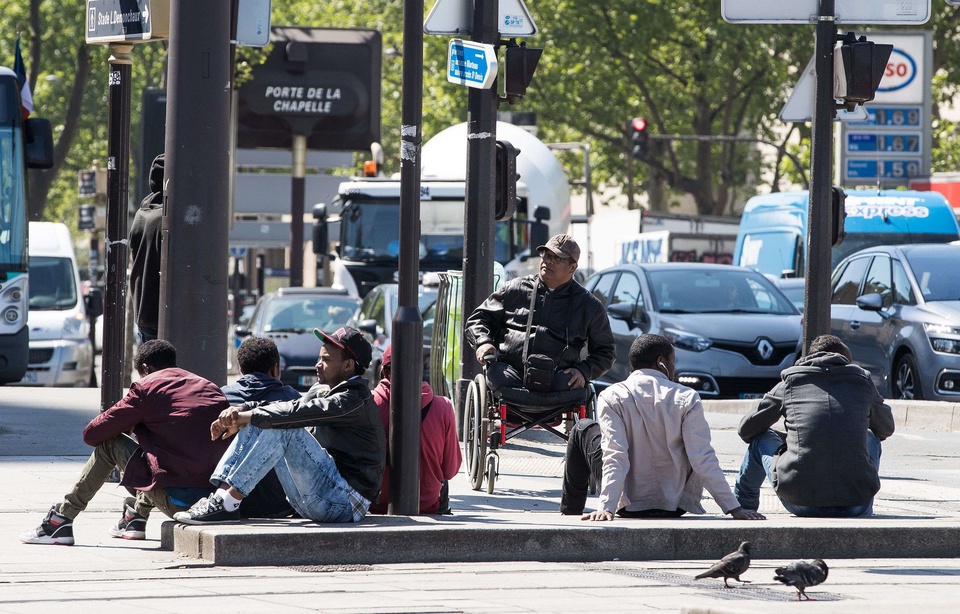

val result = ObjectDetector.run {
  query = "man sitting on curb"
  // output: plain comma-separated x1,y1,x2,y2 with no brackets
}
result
734,334,895,517
174,326,385,525
21,340,230,545
563,334,765,522
221,336,301,519
368,346,461,515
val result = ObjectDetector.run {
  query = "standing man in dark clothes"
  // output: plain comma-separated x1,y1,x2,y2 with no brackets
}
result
734,334,896,517
20,340,230,545
221,336,301,518
129,153,164,344
174,326,385,525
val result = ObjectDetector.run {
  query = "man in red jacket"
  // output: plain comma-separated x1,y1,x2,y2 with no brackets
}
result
20,340,229,546
368,346,461,515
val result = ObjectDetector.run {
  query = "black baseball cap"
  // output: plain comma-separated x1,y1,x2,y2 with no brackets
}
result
314,326,373,370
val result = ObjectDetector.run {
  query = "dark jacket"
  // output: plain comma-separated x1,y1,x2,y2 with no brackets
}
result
738,352,896,507
83,367,229,491
128,154,164,331
245,376,386,502
222,372,301,518
464,274,615,381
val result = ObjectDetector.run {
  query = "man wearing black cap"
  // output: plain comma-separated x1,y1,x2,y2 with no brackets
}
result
466,234,615,392
174,326,386,525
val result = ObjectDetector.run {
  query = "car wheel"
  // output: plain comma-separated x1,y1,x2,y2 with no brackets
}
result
894,353,923,400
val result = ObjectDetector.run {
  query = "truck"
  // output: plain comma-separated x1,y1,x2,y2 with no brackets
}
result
0,66,54,384
316,121,574,297
911,174,960,213
733,189,960,278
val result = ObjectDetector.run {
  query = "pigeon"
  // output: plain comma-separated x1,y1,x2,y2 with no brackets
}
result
695,541,752,588
774,559,829,600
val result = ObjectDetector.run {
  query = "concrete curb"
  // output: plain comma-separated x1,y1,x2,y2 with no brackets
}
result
163,517,960,566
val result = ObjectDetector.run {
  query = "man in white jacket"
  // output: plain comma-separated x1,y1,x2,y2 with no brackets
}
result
562,334,765,522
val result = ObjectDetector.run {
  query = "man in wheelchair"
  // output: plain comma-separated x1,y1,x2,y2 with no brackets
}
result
465,234,615,395
564,334,766,522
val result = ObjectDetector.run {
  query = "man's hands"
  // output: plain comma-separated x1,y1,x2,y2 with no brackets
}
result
729,507,766,520
564,368,585,389
476,343,497,364
211,406,252,441
582,509,615,522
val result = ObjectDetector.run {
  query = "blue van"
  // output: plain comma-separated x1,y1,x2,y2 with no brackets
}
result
734,190,960,277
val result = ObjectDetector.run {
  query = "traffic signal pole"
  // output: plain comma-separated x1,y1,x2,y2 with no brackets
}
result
802,0,837,355
457,0,499,425
159,0,232,383
389,0,425,516
101,42,133,410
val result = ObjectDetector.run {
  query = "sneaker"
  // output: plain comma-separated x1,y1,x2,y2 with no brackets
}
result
109,498,147,540
20,506,75,546
173,494,240,525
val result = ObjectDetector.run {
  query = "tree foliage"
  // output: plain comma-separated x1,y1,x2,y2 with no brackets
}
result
9,0,960,223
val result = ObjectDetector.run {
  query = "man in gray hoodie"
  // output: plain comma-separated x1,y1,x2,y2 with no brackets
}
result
734,334,896,517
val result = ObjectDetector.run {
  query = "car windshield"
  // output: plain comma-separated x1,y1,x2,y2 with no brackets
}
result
905,248,960,302
28,256,78,310
262,295,357,333
647,268,797,315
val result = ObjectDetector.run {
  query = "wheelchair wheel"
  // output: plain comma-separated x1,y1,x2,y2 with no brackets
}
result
463,374,489,491
485,454,497,495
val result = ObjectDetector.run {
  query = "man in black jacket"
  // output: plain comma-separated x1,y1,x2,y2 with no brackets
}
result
734,334,896,517
465,234,615,392
174,327,385,524
129,153,164,344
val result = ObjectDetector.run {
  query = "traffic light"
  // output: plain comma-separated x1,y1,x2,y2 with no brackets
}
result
504,43,543,99
834,33,893,111
629,117,649,161
495,140,520,221
831,187,846,247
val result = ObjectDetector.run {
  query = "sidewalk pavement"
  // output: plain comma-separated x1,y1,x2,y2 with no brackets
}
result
7,389,960,569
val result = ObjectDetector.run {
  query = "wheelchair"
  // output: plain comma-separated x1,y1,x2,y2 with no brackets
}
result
462,358,597,494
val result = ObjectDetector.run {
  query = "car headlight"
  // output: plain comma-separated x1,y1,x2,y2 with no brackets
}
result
924,323,960,354
663,327,712,352
62,312,89,339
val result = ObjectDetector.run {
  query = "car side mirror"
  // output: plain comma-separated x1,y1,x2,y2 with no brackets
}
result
358,318,378,338
856,293,884,312
234,326,252,338
607,302,636,327
84,287,104,318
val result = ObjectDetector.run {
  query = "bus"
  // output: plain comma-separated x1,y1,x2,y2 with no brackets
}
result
0,66,53,383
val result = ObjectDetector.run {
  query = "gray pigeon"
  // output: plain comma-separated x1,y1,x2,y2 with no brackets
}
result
695,541,752,588
774,559,829,600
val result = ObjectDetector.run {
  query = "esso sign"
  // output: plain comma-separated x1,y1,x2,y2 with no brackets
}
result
878,48,917,93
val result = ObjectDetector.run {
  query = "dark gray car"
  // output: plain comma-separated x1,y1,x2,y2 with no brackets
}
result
830,243,960,401
585,263,802,398
235,287,360,391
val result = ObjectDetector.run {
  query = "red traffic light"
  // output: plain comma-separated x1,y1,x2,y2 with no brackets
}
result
631,117,647,132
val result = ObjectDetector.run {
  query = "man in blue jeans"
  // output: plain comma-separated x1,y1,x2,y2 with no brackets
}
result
174,326,385,525
734,334,895,517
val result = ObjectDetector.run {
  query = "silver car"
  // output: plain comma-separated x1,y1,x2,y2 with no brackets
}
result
585,263,802,398
830,243,960,401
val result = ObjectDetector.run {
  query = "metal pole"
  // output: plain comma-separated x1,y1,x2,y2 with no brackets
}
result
101,42,133,410
457,0,499,428
389,0,425,516
289,134,306,287
802,0,837,355
159,0,232,384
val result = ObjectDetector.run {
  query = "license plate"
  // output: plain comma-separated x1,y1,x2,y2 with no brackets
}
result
22,371,37,383
739,392,763,399
299,375,318,387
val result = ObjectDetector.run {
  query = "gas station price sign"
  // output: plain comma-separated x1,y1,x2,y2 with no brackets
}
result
842,105,924,186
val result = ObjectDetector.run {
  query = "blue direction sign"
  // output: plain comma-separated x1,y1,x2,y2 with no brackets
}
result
447,39,498,90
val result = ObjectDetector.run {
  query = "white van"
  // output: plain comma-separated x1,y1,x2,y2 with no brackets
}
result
13,222,93,386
